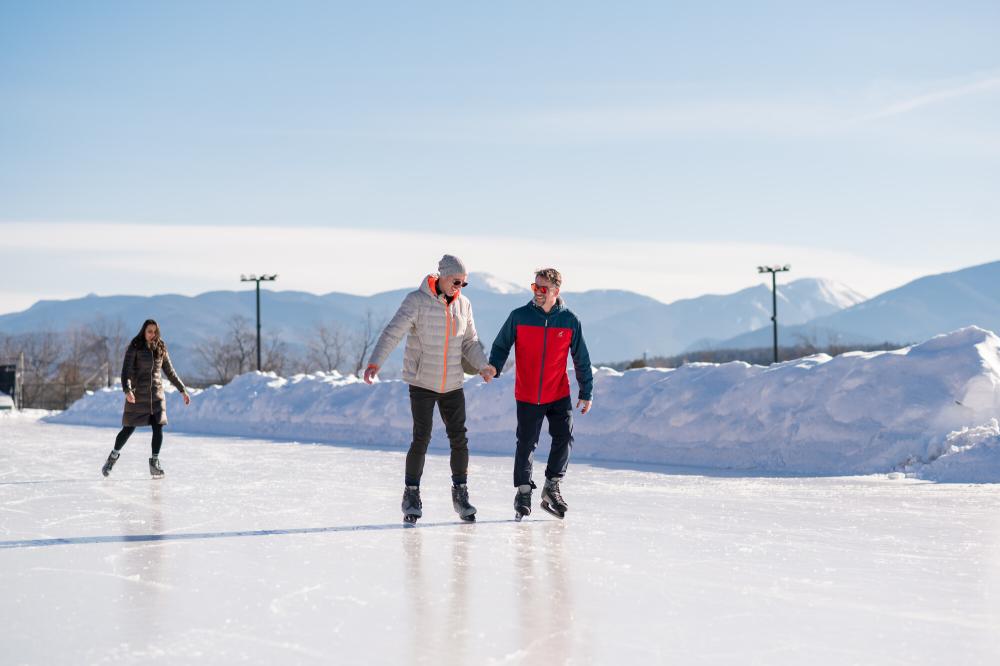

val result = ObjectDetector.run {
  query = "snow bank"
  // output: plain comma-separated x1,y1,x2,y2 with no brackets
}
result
46,327,1000,481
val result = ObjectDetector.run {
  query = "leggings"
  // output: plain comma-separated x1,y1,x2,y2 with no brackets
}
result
114,424,164,457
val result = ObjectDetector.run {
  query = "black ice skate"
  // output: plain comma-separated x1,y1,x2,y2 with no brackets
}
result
402,486,422,524
148,457,164,478
101,450,120,477
451,484,477,522
514,481,536,521
541,478,568,519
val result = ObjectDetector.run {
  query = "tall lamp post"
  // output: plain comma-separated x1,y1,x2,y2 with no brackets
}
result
756,264,790,364
240,273,278,371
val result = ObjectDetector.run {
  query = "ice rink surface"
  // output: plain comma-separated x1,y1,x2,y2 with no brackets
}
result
2,415,999,665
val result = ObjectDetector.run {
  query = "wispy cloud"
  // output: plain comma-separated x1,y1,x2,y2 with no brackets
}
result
864,76,1000,121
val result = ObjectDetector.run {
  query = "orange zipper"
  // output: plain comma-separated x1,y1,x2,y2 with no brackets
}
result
440,304,451,392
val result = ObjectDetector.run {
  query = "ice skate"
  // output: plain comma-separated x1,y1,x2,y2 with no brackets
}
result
148,456,164,478
541,478,568,519
514,481,535,521
101,450,120,477
402,485,422,524
451,484,477,522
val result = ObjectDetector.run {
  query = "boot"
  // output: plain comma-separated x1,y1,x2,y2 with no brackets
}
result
541,478,568,519
451,484,477,522
149,457,164,478
514,481,536,521
402,485,422,524
101,450,120,477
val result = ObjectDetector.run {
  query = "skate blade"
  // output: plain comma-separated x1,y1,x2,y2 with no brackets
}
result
403,515,419,524
540,501,565,519
459,514,476,522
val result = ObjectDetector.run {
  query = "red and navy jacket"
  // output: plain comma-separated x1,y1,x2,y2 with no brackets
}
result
488,299,593,404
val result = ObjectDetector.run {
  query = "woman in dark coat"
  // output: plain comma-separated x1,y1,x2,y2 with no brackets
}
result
101,319,190,478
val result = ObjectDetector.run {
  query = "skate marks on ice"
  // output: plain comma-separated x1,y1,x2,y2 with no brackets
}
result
0,518,526,550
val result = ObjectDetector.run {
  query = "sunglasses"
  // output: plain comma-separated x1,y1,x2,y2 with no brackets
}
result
531,283,555,294
451,279,468,288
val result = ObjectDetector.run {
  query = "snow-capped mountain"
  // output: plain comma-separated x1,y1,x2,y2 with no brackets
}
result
468,272,526,295
698,260,1000,351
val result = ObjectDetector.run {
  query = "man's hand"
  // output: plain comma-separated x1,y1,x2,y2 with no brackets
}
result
576,399,592,415
182,392,191,406
125,391,136,404
480,364,496,383
363,364,379,384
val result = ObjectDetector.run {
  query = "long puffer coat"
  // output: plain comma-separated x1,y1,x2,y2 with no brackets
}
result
369,275,489,393
120,341,187,427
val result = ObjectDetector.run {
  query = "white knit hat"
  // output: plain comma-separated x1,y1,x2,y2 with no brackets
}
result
438,254,468,276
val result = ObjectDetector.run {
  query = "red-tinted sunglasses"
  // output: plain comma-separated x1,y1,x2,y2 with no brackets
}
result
531,283,554,294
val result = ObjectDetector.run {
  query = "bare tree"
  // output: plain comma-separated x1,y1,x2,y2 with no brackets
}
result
195,315,257,384
305,322,347,373
83,315,127,387
261,336,290,376
350,309,386,377
55,327,89,386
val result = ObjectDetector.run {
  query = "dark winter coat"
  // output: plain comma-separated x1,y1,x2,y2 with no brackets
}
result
488,299,593,404
120,341,186,427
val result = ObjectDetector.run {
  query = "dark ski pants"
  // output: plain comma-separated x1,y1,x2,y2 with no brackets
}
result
513,396,574,487
114,423,164,457
406,385,469,487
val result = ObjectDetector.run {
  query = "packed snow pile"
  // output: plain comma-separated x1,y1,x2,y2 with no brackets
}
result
48,327,1000,481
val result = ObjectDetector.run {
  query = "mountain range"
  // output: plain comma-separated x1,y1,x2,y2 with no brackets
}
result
4,260,998,376
0,272,866,376
695,261,1000,351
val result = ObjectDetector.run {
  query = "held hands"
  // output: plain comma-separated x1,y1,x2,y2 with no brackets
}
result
125,391,136,404
363,364,379,385
576,399,593,415
479,364,497,383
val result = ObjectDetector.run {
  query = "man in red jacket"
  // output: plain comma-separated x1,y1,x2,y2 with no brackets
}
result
485,267,594,520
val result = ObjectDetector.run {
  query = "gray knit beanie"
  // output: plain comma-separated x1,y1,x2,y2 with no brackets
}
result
438,254,468,276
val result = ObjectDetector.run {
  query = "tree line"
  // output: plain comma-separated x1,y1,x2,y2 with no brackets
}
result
609,338,910,370
0,311,385,408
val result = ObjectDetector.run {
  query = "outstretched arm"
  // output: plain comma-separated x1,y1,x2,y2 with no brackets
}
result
365,294,418,384
570,318,594,413
461,305,489,370
487,312,517,379
162,352,191,405
121,346,137,400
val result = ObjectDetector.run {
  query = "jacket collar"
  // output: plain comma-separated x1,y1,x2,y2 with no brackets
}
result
421,275,460,304
529,297,564,315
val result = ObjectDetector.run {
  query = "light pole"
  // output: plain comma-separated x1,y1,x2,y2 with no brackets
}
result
240,273,278,371
756,264,790,364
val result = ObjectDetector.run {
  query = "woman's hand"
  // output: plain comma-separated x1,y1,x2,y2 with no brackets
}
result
183,393,191,406
125,391,136,404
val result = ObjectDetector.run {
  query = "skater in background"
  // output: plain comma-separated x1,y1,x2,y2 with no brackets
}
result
364,254,493,524
102,319,190,478
484,267,593,521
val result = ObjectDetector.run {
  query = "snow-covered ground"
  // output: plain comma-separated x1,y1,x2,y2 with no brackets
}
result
2,414,999,665
50,327,1000,481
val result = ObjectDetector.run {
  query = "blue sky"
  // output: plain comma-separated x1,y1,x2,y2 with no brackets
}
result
2,1,999,312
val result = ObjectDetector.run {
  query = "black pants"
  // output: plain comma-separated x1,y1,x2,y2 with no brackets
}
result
514,396,574,487
406,385,468,486
114,422,164,457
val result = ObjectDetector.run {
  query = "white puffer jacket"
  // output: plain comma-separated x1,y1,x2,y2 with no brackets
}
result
369,275,489,393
